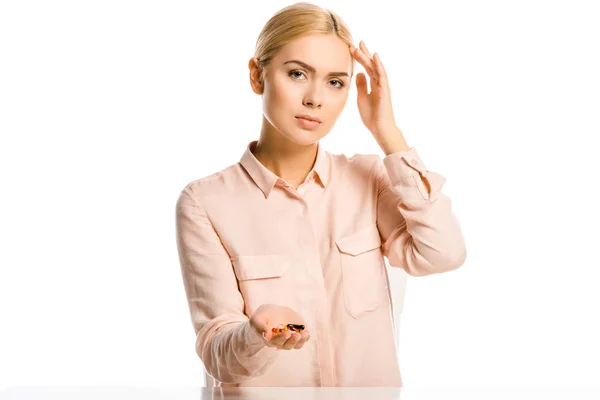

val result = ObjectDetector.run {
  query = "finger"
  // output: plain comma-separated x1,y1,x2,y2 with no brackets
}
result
356,72,368,97
350,43,376,78
372,52,388,87
359,40,373,59
355,49,376,78
264,330,287,347
293,330,311,349
282,331,302,350
277,330,295,349
356,41,377,79
262,326,281,342
349,43,361,59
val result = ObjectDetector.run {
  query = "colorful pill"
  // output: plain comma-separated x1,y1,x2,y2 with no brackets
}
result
271,323,304,334
287,324,305,331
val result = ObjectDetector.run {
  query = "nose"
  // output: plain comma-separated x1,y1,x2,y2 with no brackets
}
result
303,83,322,108
303,98,321,108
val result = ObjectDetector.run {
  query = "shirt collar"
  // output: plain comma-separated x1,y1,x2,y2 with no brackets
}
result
239,140,330,198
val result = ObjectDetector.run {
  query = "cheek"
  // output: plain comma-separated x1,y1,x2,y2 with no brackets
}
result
328,94,348,115
262,88,294,129
337,88,350,104
273,80,299,104
265,82,296,115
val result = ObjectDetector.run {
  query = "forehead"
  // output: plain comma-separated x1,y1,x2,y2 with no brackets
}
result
275,34,352,74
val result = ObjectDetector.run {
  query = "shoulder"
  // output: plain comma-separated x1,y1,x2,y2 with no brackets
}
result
331,151,382,176
177,163,239,207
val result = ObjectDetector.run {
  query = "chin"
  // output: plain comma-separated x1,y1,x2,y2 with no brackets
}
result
270,118,328,146
285,131,321,146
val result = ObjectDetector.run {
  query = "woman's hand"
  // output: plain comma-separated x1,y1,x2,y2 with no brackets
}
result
249,304,311,350
350,40,407,153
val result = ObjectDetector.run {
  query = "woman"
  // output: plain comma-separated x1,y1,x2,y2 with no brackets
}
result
175,1,466,388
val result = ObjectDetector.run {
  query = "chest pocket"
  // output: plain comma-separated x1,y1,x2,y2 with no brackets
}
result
231,254,291,317
335,223,386,319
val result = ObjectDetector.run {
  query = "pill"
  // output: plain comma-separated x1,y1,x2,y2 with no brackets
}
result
272,324,304,334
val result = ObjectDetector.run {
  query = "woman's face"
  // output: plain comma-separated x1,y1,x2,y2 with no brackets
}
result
250,34,353,146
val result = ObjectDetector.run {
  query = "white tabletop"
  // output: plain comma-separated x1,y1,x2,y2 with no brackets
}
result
2,386,600,400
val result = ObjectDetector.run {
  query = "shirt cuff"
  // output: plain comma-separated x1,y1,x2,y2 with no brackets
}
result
382,147,428,183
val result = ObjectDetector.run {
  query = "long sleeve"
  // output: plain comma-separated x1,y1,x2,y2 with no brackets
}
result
374,147,467,276
175,187,279,384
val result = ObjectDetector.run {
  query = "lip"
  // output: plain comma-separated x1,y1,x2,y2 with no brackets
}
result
295,116,321,130
295,114,322,123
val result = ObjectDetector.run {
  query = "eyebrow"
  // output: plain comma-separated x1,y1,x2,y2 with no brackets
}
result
283,60,350,78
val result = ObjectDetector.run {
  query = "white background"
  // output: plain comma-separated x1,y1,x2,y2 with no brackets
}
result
1,0,599,390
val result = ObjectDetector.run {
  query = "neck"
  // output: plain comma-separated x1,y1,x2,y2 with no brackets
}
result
251,135,318,189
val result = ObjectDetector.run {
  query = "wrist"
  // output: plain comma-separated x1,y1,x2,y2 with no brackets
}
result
375,125,410,155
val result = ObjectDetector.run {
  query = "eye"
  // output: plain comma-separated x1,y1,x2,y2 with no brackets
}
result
289,70,304,79
289,70,345,89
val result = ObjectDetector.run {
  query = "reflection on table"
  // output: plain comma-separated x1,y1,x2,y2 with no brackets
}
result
3,386,599,400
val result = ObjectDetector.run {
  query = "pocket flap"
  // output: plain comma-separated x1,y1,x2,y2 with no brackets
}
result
335,223,382,256
231,254,290,281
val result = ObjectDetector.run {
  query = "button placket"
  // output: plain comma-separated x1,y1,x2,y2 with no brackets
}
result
297,172,315,198
298,205,317,252
297,185,307,197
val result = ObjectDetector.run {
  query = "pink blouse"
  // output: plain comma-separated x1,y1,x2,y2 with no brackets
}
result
175,139,466,387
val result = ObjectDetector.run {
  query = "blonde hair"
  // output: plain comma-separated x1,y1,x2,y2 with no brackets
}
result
254,2,355,83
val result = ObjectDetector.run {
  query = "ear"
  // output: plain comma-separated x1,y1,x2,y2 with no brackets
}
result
248,57,264,95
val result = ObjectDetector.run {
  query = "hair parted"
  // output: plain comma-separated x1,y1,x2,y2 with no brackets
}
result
253,2,355,83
